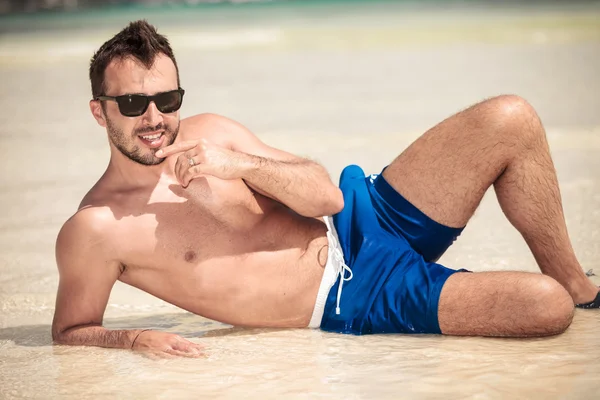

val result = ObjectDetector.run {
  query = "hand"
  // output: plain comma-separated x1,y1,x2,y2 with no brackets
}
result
132,330,205,358
156,139,246,187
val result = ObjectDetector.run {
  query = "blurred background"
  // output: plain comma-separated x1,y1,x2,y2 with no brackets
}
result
0,0,272,16
1,0,600,398
1,0,599,168
1,0,599,322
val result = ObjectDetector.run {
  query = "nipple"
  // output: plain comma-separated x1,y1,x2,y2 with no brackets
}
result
184,250,197,263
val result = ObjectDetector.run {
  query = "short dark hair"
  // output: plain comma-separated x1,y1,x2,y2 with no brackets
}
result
89,20,180,98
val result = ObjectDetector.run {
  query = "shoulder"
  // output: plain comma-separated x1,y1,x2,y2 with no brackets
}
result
181,113,248,132
180,113,254,148
180,113,298,161
59,182,117,248
55,203,116,268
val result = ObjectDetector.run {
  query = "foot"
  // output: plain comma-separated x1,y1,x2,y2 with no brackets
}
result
566,269,598,304
575,289,600,309
568,282,599,305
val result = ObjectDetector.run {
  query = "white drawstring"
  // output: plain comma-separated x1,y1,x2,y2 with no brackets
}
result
326,230,353,315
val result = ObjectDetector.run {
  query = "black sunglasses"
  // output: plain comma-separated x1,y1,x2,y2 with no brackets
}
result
95,88,185,117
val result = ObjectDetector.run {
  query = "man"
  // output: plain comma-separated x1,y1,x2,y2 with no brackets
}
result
52,20,599,358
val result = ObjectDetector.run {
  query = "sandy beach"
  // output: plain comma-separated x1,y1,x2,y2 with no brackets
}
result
1,1,599,398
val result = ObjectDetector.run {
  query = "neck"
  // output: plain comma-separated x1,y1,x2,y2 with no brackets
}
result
105,148,175,188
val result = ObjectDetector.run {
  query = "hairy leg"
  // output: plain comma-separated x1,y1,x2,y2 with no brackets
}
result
438,272,574,337
383,95,597,304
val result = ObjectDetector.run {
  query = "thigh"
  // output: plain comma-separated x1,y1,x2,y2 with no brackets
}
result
368,172,464,262
382,98,514,228
438,271,574,337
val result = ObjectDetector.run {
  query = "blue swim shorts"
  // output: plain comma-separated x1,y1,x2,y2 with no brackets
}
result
319,164,466,335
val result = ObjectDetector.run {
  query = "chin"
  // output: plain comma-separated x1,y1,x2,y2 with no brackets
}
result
124,151,167,166
142,154,167,166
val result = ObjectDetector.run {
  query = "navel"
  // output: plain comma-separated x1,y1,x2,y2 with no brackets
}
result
184,250,197,263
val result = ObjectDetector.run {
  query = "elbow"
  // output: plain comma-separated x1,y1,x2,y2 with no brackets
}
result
52,322,71,345
53,337,67,346
304,187,344,218
319,187,344,216
329,187,344,214
51,323,79,345
52,328,66,345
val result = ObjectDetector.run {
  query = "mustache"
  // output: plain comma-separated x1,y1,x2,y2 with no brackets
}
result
136,123,165,135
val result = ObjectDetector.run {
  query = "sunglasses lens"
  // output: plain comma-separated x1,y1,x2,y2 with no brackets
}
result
117,95,148,117
155,90,183,114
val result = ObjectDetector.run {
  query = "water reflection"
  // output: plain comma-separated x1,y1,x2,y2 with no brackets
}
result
1,311,598,398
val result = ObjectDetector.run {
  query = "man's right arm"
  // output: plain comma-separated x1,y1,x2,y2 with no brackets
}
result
52,210,203,357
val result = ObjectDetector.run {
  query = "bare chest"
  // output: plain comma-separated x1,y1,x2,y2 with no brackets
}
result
99,175,328,325
115,176,285,270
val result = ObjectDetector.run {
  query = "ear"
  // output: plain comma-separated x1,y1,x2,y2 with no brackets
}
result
90,100,107,128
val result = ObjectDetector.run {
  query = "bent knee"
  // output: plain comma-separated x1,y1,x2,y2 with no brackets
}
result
483,94,543,140
530,275,574,335
491,94,533,113
486,94,536,119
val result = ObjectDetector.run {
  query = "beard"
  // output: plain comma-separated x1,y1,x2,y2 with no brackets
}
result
106,117,179,166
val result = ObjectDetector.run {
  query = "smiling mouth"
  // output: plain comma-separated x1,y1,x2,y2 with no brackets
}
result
138,131,165,148
140,132,162,141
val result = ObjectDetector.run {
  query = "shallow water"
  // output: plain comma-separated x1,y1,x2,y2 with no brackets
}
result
1,2,599,399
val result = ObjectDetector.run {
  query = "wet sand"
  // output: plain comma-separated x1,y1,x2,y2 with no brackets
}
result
1,2,599,399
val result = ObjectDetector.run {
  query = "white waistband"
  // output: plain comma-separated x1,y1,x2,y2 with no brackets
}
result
308,216,353,328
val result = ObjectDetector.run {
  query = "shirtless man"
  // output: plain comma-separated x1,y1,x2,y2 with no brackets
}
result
52,20,599,358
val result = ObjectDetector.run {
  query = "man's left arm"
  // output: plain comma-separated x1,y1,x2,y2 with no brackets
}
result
157,114,344,218
237,151,344,218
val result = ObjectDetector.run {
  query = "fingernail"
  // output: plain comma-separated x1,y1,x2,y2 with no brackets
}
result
155,150,163,157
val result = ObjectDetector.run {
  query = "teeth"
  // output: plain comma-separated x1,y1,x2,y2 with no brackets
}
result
141,133,161,140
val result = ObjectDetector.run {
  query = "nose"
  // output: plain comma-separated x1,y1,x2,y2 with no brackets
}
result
142,101,164,126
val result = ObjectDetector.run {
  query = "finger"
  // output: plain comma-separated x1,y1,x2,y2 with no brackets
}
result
191,346,205,357
184,149,197,159
175,153,188,183
184,342,205,355
191,342,205,350
176,153,200,185
173,339,205,355
174,343,203,356
155,141,197,158
165,347,205,358
174,335,195,344
183,345,206,357
182,165,204,188
175,336,204,349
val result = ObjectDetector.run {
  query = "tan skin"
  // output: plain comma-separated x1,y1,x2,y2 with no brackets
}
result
52,55,342,358
53,54,596,358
